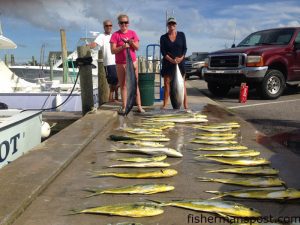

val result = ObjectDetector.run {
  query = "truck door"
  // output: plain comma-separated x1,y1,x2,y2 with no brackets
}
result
292,31,300,81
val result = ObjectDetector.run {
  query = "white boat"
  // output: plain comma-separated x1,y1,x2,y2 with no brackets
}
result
0,109,43,169
9,37,99,83
0,27,98,112
0,25,50,169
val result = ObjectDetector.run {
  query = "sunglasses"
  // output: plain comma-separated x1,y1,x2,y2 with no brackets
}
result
168,22,176,26
119,21,129,25
105,24,112,27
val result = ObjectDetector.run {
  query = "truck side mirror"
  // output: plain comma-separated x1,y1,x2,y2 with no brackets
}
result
294,42,300,50
231,44,236,48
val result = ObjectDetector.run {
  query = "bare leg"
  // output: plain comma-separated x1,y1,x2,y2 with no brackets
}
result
162,75,171,109
116,64,126,110
133,62,144,112
108,85,114,102
114,85,119,101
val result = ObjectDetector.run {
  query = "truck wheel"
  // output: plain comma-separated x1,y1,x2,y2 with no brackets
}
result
259,69,285,99
207,82,231,97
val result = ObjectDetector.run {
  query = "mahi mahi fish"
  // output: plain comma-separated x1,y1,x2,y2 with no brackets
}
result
195,123,240,129
201,156,270,166
134,121,176,125
207,188,300,200
146,114,207,119
196,132,237,137
126,134,167,138
191,139,238,145
109,135,170,142
194,145,248,151
85,183,175,197
108,161,170,168
153,199,261,218
194,135,237,141
71,202,163,217
197,176,285,187
115,155,167,162
148,117,208,123
118,140,165,147
120,127,163,134
145,112,206,118
122,47,137,116
170,64,185,109
92,169,178,178
137,124,175,130
193,127,233,132
195,150,260,157
206,166,279,175
135,121,175,125
109,147,183,157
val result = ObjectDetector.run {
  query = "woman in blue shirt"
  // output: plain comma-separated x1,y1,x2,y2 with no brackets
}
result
160,16,188,110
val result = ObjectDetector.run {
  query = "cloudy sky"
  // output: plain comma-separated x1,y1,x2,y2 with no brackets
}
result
1,0,300,63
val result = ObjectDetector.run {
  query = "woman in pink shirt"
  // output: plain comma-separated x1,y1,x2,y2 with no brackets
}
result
110,14,144,114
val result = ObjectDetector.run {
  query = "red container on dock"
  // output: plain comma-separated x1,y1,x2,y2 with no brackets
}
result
239,83,248,103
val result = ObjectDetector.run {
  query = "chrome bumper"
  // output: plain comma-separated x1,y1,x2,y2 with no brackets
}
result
203,66,268,78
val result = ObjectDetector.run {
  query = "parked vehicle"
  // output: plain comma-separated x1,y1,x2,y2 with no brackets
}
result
185,52,209,79
203,27,300,99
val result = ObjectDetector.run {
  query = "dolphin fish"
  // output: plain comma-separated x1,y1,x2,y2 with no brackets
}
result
123,47,137,116
170,64,184,109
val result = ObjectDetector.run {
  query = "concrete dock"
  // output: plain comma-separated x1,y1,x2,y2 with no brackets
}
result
1,81,300,225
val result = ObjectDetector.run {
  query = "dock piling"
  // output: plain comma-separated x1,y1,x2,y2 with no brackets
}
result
11,54,15,66
32,56,36,66
60,29,68,84
50,56,54,81
4,54,9,66
77,46,94,115
98,50,109,106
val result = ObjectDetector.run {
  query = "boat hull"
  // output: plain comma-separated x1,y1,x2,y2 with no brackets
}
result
0,110,42,169
0,89,98,112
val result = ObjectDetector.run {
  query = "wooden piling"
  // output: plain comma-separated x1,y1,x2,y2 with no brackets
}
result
11,54,15,66
50,56,54,81
4,54,9,66
60,29,68,83
77,46,94,115
32,56,36,66
98,50,109,106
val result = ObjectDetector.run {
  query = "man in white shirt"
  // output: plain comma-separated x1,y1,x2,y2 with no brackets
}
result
91,20,119,102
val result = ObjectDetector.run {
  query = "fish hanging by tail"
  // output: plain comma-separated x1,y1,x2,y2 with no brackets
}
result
123,47,137,116
170,64,184,109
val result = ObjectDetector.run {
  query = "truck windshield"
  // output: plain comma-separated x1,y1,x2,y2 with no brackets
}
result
187,53,209,61
237,28,295,47
194,54,209,61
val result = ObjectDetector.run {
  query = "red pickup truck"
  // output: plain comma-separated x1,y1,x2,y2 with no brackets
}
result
203,27,300,99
